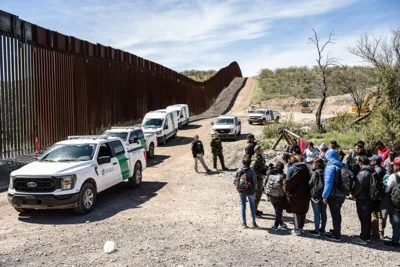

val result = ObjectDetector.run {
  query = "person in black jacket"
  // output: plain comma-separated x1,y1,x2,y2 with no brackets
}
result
191,135,211,173
245,134,257,160
352,156,374,245
308,158,327,237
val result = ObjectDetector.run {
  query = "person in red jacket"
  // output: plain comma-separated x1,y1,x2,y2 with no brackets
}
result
376,141,391,166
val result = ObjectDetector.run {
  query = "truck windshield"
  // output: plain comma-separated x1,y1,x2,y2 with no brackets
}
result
103,132,128,141
216,118,234,125
142,118,163,128
40,144,97,162
255,110,266,114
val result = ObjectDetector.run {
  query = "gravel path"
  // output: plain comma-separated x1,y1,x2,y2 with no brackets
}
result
0,78,399,267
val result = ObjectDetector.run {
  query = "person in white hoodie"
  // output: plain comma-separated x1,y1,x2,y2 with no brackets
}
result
304,142,320,173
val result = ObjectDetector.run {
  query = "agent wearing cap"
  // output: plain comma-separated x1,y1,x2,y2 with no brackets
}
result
384,158,400,247
369,155,388,240
210,131,227,170
250,145,267,217
245,134,257,160
191,134,211,173
330,140,346,162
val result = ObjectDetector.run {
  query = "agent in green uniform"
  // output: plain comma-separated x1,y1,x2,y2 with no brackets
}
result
251,145,267,216
210,131,228,170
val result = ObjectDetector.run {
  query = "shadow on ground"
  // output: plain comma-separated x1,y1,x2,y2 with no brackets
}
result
147,155,171,167
17,181,167,225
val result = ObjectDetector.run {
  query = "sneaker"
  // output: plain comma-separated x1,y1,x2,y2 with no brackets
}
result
279,222,287,228
366,239,372,244
319,229,326,234
383,236,392,241
252,222,259,228
300,228,305,234
309,230,320,237
291,229,301,236
222,167,229,171
242,223,248,229
206,169,212,173
195,169,199,173
325,233,341,242
329,229,334,233
384,241,400,247
271,226,279,232
352,237,368,245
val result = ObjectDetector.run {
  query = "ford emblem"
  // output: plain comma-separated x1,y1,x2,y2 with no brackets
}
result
27,182,37,188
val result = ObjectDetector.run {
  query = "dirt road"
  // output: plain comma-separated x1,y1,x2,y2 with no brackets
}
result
0,78,399,267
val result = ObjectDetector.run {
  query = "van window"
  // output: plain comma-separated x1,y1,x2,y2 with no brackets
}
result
110,140,125,156
135,130,144,139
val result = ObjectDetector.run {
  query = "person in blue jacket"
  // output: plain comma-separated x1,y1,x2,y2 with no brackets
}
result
322,149,347,242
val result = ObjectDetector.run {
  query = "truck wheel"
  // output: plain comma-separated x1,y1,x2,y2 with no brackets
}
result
173,130,177,139
129,162,142,188
249,121,253,125
238,128,241,135
14,207,32,213
162,135,167,145
73,183,96,215
178,123,182,129
262,119,267,125
148,143,155,158
275,117,280,123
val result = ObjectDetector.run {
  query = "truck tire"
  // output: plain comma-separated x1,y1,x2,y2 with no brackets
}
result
173,130,177,139
262,119,267,125
238,128,241,135
249,121,253,125
275,117,280,123
148,143,155,158
162,135,167,145
129,162,142,188
73,183,96,215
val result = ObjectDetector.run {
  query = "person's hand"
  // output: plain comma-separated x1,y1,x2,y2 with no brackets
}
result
323,198,328,205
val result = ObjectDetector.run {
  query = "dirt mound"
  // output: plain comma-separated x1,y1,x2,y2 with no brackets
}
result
260,93,353,115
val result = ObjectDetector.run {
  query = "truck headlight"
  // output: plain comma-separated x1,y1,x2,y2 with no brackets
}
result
9,176,14,190
156,130,162,135
58,175,77,190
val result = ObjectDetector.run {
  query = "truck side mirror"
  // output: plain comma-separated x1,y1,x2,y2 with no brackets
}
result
98,156,111,165
130,137,139,144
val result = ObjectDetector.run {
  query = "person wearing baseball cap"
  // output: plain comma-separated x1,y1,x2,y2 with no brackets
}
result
369,155,388,240
330,140,345,162
384,157,400,247
351,156,376,245
210,131,227,170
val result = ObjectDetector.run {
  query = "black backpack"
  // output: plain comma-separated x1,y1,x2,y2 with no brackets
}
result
368,170,385,201
390,174,400,209
310,170,324,200
334,164,355,195
235,169,253,193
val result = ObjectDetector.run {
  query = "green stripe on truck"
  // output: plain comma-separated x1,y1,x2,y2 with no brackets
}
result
117,154,130,180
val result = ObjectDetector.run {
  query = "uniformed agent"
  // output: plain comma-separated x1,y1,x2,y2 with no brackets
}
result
191,134,211,173
250,145,267,217
210,131,228,170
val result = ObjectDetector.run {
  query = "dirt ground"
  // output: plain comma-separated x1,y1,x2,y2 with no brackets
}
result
0,77,399,267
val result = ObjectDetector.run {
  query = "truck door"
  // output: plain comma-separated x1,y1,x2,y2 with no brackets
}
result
110,140,130,182
134,130,147,151
97,142,121,190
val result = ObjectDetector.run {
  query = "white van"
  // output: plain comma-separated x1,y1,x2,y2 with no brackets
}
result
141,110,178,145
166,104,190,129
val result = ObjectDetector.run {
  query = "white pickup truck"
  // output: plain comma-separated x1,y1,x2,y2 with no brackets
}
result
210,115,241,140
248,109,281,125
102,126,158,158
8,136,147,214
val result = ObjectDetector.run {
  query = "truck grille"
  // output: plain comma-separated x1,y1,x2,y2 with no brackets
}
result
216,129,230,134
250,117,260,120
14,177,61,193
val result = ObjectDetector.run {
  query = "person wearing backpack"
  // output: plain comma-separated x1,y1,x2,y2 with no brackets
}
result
308,158,327,237
233,155,258,229
351,156,376,245
384,158,400,247
346,141,369,176
369,155,389,240
264,161,287,231
250,145,267,217
283,154,311,236
322,149,348,242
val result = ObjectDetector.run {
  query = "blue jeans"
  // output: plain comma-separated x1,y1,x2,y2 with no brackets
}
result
311,201,327,232
328,195,346,237
390,209,400,243
240,194,256,225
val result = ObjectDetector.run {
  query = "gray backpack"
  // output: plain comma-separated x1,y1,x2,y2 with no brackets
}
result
265,173,284,197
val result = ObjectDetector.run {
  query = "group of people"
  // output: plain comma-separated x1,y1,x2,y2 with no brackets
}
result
233,138,400,248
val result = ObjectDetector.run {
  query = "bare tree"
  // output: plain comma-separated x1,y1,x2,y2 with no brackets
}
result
309,29,338,133
334,67,376,117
